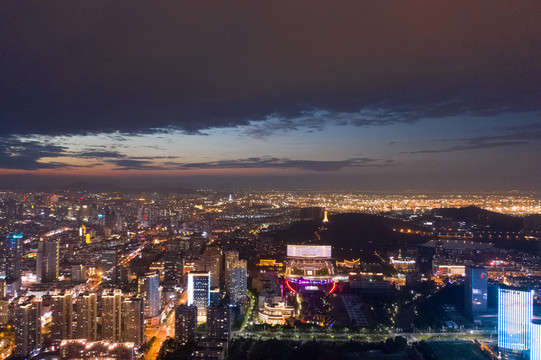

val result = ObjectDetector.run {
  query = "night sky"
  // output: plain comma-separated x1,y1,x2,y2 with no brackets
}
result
1,1,541,191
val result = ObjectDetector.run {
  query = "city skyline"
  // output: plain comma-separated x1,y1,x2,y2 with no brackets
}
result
1,1,541,191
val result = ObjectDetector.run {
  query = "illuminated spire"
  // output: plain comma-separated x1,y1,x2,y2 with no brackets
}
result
322,208,329,223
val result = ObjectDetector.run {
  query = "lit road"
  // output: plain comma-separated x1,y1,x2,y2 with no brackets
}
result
0,333,14,360
145,291,188,360
239,290,255,332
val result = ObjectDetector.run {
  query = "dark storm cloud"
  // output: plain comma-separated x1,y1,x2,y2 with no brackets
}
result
105,159,167,171
403,122,541,154
105,157,390,171
0,138,71,170
173,157,392,172
0,138,182,170
77,149,178,160
2,1,541,137
77,150,127,159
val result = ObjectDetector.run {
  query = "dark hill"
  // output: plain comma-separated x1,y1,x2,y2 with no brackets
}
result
432,206,523,231
321,213,429,259
271,213,429,260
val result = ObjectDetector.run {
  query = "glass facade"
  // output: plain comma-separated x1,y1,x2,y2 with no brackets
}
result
465,266,488,316
498,287,533,352
187,272,210,309
531,321,541,360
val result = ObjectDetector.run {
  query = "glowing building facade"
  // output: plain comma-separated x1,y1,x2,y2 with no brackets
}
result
188,272,210,309
465,265,488,318
498,287,533,352
531,320,541,360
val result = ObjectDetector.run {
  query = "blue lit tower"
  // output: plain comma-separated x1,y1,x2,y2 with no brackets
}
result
531,320,541,360
465,265,488,318
498,286,534,353
187,272,210,320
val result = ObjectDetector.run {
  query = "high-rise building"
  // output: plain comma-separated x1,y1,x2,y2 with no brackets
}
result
71,264,86,283
196,247,221,289
5,234,23,281
164,239,183,285
37,238,59,283
531,320,541,360
101,249,119,282
0,298,9,324
175,305,197,345
122,296,144,346
188,272,210,321
464,265,488,318
138,273,160,318
207,306,231,342
76,292,97,341
498,286,533,352
101,289,122,342
188,272,210,309
51,290,74,342
14,296,42,357
224,251,239,271
226,264,247,306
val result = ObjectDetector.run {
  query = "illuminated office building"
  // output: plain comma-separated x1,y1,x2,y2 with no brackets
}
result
188,272,210,320
465,265,488,318
498,286,533,352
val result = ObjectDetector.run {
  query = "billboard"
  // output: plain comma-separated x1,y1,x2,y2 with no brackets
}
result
287,245,331,258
